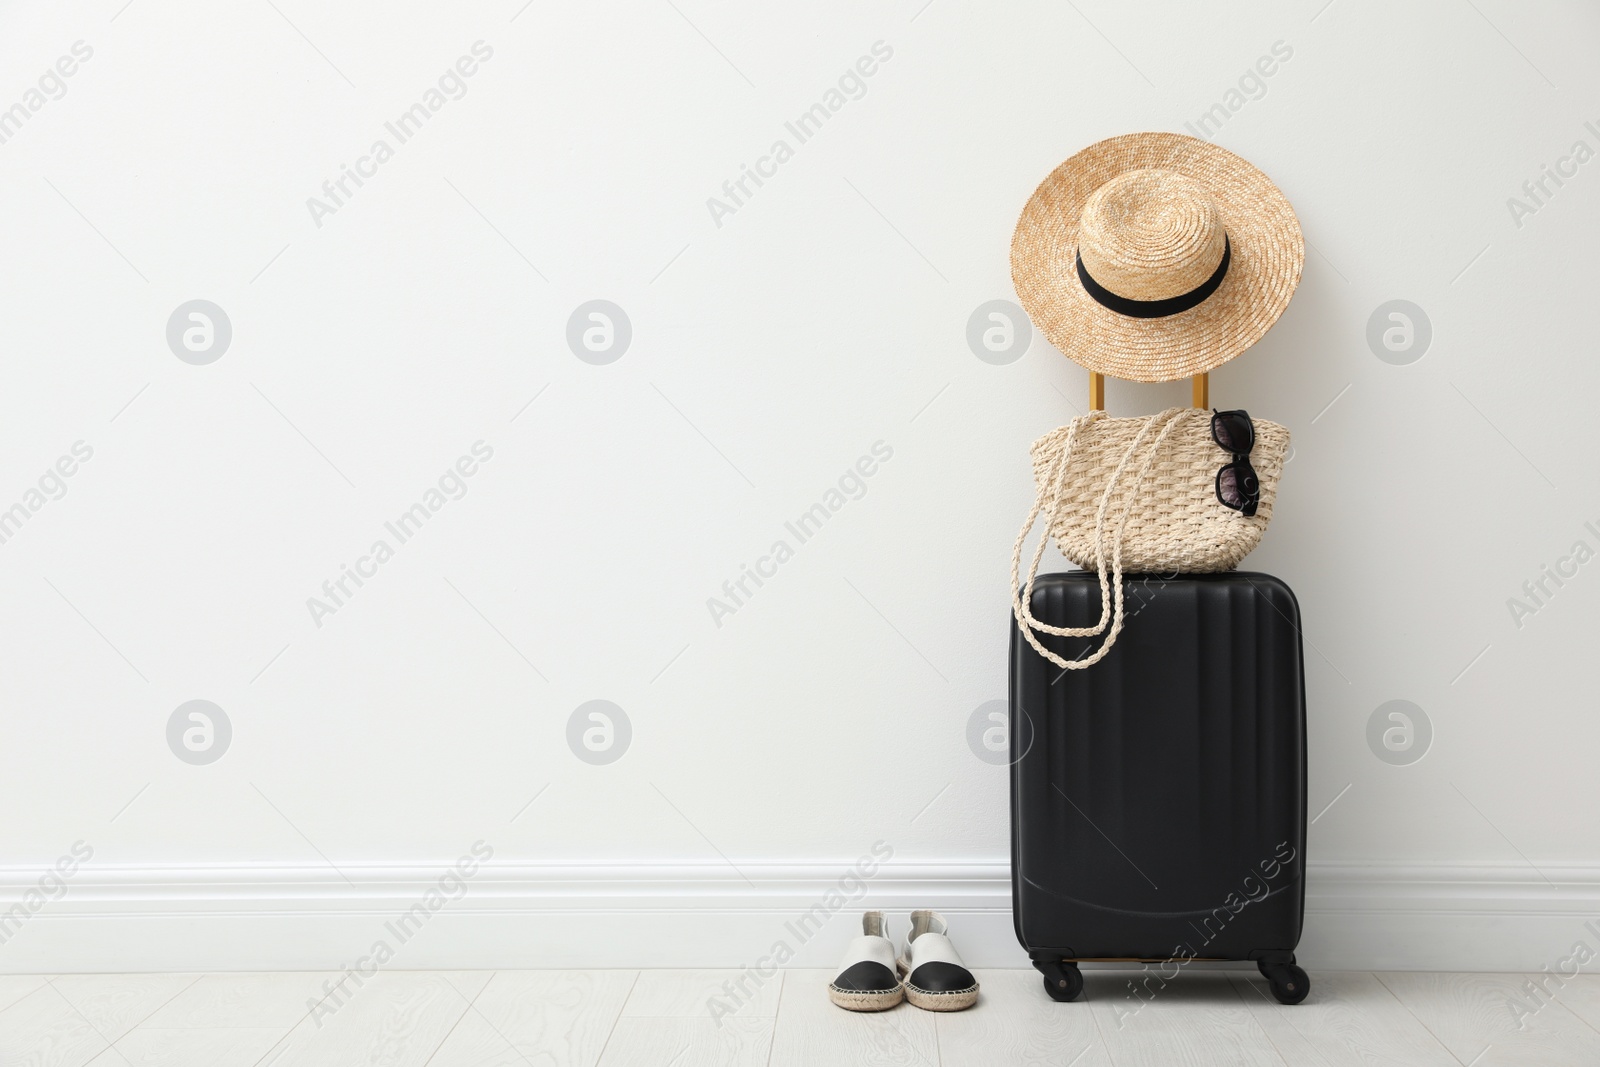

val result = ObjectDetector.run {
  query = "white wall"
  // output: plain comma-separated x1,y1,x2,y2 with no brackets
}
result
2,0,1598,973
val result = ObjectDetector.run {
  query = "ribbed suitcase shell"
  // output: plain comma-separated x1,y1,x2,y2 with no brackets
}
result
1009,571,1306,962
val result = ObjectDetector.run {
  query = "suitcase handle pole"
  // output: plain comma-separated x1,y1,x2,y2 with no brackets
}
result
1087,371,1208,411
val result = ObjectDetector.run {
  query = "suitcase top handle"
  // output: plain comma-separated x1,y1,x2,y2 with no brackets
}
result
1088,371,1208,411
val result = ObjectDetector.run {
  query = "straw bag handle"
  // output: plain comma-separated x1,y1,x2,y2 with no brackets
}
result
1010,407,1187,670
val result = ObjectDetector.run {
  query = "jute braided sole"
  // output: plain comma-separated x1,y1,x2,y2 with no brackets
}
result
827,984,904,1012
902,981,979,1012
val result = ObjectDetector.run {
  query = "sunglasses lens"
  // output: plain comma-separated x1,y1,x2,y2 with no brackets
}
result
1213,412,1254,453
1217,466,1245,508
1216,461,1261,514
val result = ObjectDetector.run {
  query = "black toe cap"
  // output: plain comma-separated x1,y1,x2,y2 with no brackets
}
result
908,961,976,993
832,961,899,992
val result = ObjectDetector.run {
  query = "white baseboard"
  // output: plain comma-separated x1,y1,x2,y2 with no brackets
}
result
1,860,1595,974
1301,862,1600,973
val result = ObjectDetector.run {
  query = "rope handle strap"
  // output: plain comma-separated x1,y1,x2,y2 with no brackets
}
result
1010,407,1188,670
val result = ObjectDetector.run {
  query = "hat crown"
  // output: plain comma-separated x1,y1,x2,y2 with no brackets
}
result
1077,169,1227,302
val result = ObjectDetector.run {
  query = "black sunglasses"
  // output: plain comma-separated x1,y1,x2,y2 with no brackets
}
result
1212,409,1259,517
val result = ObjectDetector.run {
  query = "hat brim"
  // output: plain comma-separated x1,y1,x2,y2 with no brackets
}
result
1010,132,1304,383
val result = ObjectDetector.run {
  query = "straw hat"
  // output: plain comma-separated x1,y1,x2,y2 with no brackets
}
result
1010,132,1303,383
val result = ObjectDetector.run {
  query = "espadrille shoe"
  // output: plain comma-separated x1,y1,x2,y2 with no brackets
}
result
897,909,979,1011
828,911,903,1011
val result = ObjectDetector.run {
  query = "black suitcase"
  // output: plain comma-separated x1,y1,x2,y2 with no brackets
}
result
1009,570,1310,1004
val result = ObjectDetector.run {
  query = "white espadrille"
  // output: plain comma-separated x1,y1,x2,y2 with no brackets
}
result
897,910,979,1011
828,911,903,1011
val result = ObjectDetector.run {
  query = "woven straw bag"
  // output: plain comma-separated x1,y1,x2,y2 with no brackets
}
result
1011,407,1288,669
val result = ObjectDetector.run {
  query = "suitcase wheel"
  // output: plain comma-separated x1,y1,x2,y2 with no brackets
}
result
1258,960,1310,1004
1036,961,1083,1003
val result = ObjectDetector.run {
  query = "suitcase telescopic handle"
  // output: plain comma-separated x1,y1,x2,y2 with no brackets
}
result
1088,371,1209,411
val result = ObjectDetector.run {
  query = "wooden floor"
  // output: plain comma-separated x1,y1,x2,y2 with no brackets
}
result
2,967,1598,1066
